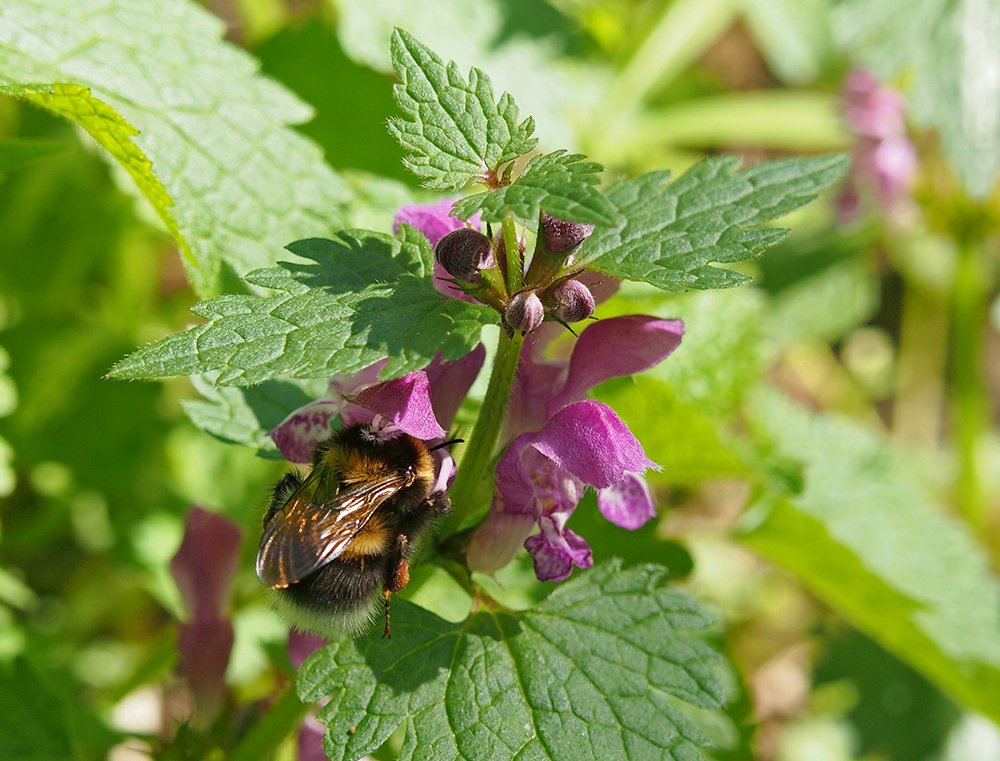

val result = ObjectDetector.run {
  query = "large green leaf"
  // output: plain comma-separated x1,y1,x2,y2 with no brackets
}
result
580,154,849,291
108,227,498,385
0,0,352,296
298,562,727,761
740,391,1000,721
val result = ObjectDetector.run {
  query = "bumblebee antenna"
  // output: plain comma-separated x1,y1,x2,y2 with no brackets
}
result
429,438,464,452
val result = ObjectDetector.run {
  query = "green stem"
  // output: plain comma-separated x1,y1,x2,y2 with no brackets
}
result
501,211,522,294
443,328,525,537
592,0,737,153
951,238,991,532
894,276,948,449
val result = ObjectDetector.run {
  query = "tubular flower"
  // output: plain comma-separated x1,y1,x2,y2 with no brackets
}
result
468,316,684,580
170,507,244,718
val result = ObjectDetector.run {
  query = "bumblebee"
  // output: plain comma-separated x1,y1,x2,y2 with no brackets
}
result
256,423,453,638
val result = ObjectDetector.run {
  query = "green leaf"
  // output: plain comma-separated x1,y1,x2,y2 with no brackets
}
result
452,150,619,225
107,227,498,385
836,0,1000,199
0,0,352,296
740,391,1000,722
0,137,67,171
765,258,878,344
593,286,764,482
181,374,324,454
0,659,77,761
579,154,850,291
298,562,727,761
230,687,311,761
0,83,184,263
742,0,834,84
388,28,537,190
335,0,594,153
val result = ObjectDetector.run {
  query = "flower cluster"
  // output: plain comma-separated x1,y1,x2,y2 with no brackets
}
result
406,200,599,332
269,201,683,584
467,313,682,580
838,68,917,221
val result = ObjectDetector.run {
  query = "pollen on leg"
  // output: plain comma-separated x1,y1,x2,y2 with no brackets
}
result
382,588,393,639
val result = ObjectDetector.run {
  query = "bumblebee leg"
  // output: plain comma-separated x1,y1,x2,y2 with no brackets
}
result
427,492,452,517
382,588,393,639
382,534,411,639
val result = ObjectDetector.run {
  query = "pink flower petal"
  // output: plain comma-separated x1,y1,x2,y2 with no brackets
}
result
171,507,244,622
349,371,446,440
288,630,326,669
553,316,684,409
597,472,656,530
529,400,656,489
297,715,328,761
524,515,592,582
466,508,536,574
178,620,233,715
393,199,469,248
507,356,567,437
269,400,340,464
424,346,486,430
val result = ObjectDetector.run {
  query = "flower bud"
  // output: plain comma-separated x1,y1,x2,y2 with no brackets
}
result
541,214,595,254
434,228,493,282
504,291,544,333
550,279,595,323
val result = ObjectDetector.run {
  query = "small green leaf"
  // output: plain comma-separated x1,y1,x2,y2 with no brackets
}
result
181,374,323,454
298,562,727,761
388,28,537,190
452,150,620,225
741,391,1000,722
108,228,498,385
580,154,850,291
0,0,352,296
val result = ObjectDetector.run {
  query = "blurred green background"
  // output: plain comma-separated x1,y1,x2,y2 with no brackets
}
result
1,1,998,759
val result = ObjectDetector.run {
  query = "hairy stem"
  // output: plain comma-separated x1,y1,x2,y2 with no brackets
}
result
951,237,991,533
443,328,525,537
501,211,522,293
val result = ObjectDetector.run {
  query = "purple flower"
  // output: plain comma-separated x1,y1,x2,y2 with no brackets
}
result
394,199,483,303
170,507,244,718
839,68,917,219
468,316,683,580
269,350,484,506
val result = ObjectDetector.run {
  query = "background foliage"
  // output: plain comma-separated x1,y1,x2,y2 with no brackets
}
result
0,1,998,760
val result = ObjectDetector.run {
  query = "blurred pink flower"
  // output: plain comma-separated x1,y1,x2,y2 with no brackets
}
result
839,68,917,220
170,507,244,717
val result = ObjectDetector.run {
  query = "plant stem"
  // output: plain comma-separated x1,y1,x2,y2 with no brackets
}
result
443,328,525,537
951,237,991,533
894,279,948,448
501,211,522,294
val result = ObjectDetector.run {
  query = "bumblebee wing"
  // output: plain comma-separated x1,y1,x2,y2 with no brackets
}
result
256,472,407,588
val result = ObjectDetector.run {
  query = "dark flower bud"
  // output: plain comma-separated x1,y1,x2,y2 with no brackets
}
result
435,228,493,282
541,214,595,254
550,279,596,323
504,291,544,333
